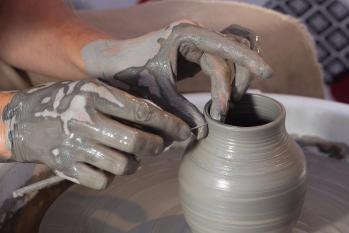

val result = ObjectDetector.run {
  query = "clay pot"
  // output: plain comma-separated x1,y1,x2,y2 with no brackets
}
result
179,94,307,233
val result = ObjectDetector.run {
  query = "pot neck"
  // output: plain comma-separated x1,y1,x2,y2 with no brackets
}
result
204,94,287,144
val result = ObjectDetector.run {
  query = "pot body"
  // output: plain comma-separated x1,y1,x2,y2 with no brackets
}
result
179,94,306,233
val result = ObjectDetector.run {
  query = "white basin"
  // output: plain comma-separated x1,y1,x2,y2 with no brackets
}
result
1,92,349,218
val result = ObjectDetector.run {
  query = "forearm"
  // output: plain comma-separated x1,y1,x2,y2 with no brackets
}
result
0,0,112,79
0,92,15,160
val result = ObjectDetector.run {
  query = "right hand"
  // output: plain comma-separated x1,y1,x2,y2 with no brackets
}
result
1,80,191,189
81,21,272,139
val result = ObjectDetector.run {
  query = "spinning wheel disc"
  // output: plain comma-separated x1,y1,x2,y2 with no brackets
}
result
40,146,349,233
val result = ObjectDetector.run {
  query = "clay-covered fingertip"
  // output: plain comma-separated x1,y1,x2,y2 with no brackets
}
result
178,124,192,141
210,111,225,122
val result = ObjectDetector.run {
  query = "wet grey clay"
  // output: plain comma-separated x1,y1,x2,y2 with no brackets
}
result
179,94,307,233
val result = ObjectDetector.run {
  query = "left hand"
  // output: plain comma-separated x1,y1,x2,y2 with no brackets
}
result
81,20,272,139
1,80,191,189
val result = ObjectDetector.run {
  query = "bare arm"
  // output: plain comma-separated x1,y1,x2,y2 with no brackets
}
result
0,0,271,142
0,0,111,79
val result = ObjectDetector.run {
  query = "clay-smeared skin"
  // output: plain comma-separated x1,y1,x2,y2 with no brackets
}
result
201,25,262,121
222,24,261,102
1,80,191,189
200,53,231,121
82,21,272,137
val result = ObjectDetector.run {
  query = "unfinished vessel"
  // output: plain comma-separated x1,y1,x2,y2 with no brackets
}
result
179,93,307,233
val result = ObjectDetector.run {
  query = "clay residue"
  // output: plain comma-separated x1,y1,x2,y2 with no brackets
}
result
294,135,349,162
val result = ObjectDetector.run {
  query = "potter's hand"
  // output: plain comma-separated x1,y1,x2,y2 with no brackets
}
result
81,21,272,139
1,80,191,189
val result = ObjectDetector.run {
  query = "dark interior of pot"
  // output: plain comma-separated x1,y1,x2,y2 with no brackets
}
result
224,94,282,127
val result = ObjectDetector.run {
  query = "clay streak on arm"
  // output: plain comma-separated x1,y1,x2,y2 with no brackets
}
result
35,95,94,135
80,82,124,107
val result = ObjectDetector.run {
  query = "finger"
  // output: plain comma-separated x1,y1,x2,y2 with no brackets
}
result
232,65,251,101
200,53,231,121
73,142,139,176
219,25,257,101
71,112,164,156
75,163,109,190
178,24,257,65
142,58,207,139
93,88,191,141
144,70,207,139
55,164,108,190
174,25,272,79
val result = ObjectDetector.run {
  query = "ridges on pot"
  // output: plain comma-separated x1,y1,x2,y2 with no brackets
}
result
179,93,307,233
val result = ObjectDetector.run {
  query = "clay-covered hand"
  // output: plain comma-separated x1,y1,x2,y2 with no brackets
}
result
81,21,272,139
2,80,191,189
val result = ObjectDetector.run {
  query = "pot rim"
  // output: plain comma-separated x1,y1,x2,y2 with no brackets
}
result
204,93,286,132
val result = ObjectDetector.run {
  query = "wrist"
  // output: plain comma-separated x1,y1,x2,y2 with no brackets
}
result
81,39,122,78
0,92,16,159
58,19,114,76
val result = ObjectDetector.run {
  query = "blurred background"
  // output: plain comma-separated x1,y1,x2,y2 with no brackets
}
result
67,0,349,103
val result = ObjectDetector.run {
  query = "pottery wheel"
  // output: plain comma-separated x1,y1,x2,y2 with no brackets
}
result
39,141,349,233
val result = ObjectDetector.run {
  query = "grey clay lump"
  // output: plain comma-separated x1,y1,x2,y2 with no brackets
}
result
2,79,191,189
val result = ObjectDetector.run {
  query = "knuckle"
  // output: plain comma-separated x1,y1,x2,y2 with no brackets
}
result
50,147,73,170
133,100,153,122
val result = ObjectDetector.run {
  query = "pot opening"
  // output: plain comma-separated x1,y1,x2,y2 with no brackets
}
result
209,94,282,127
